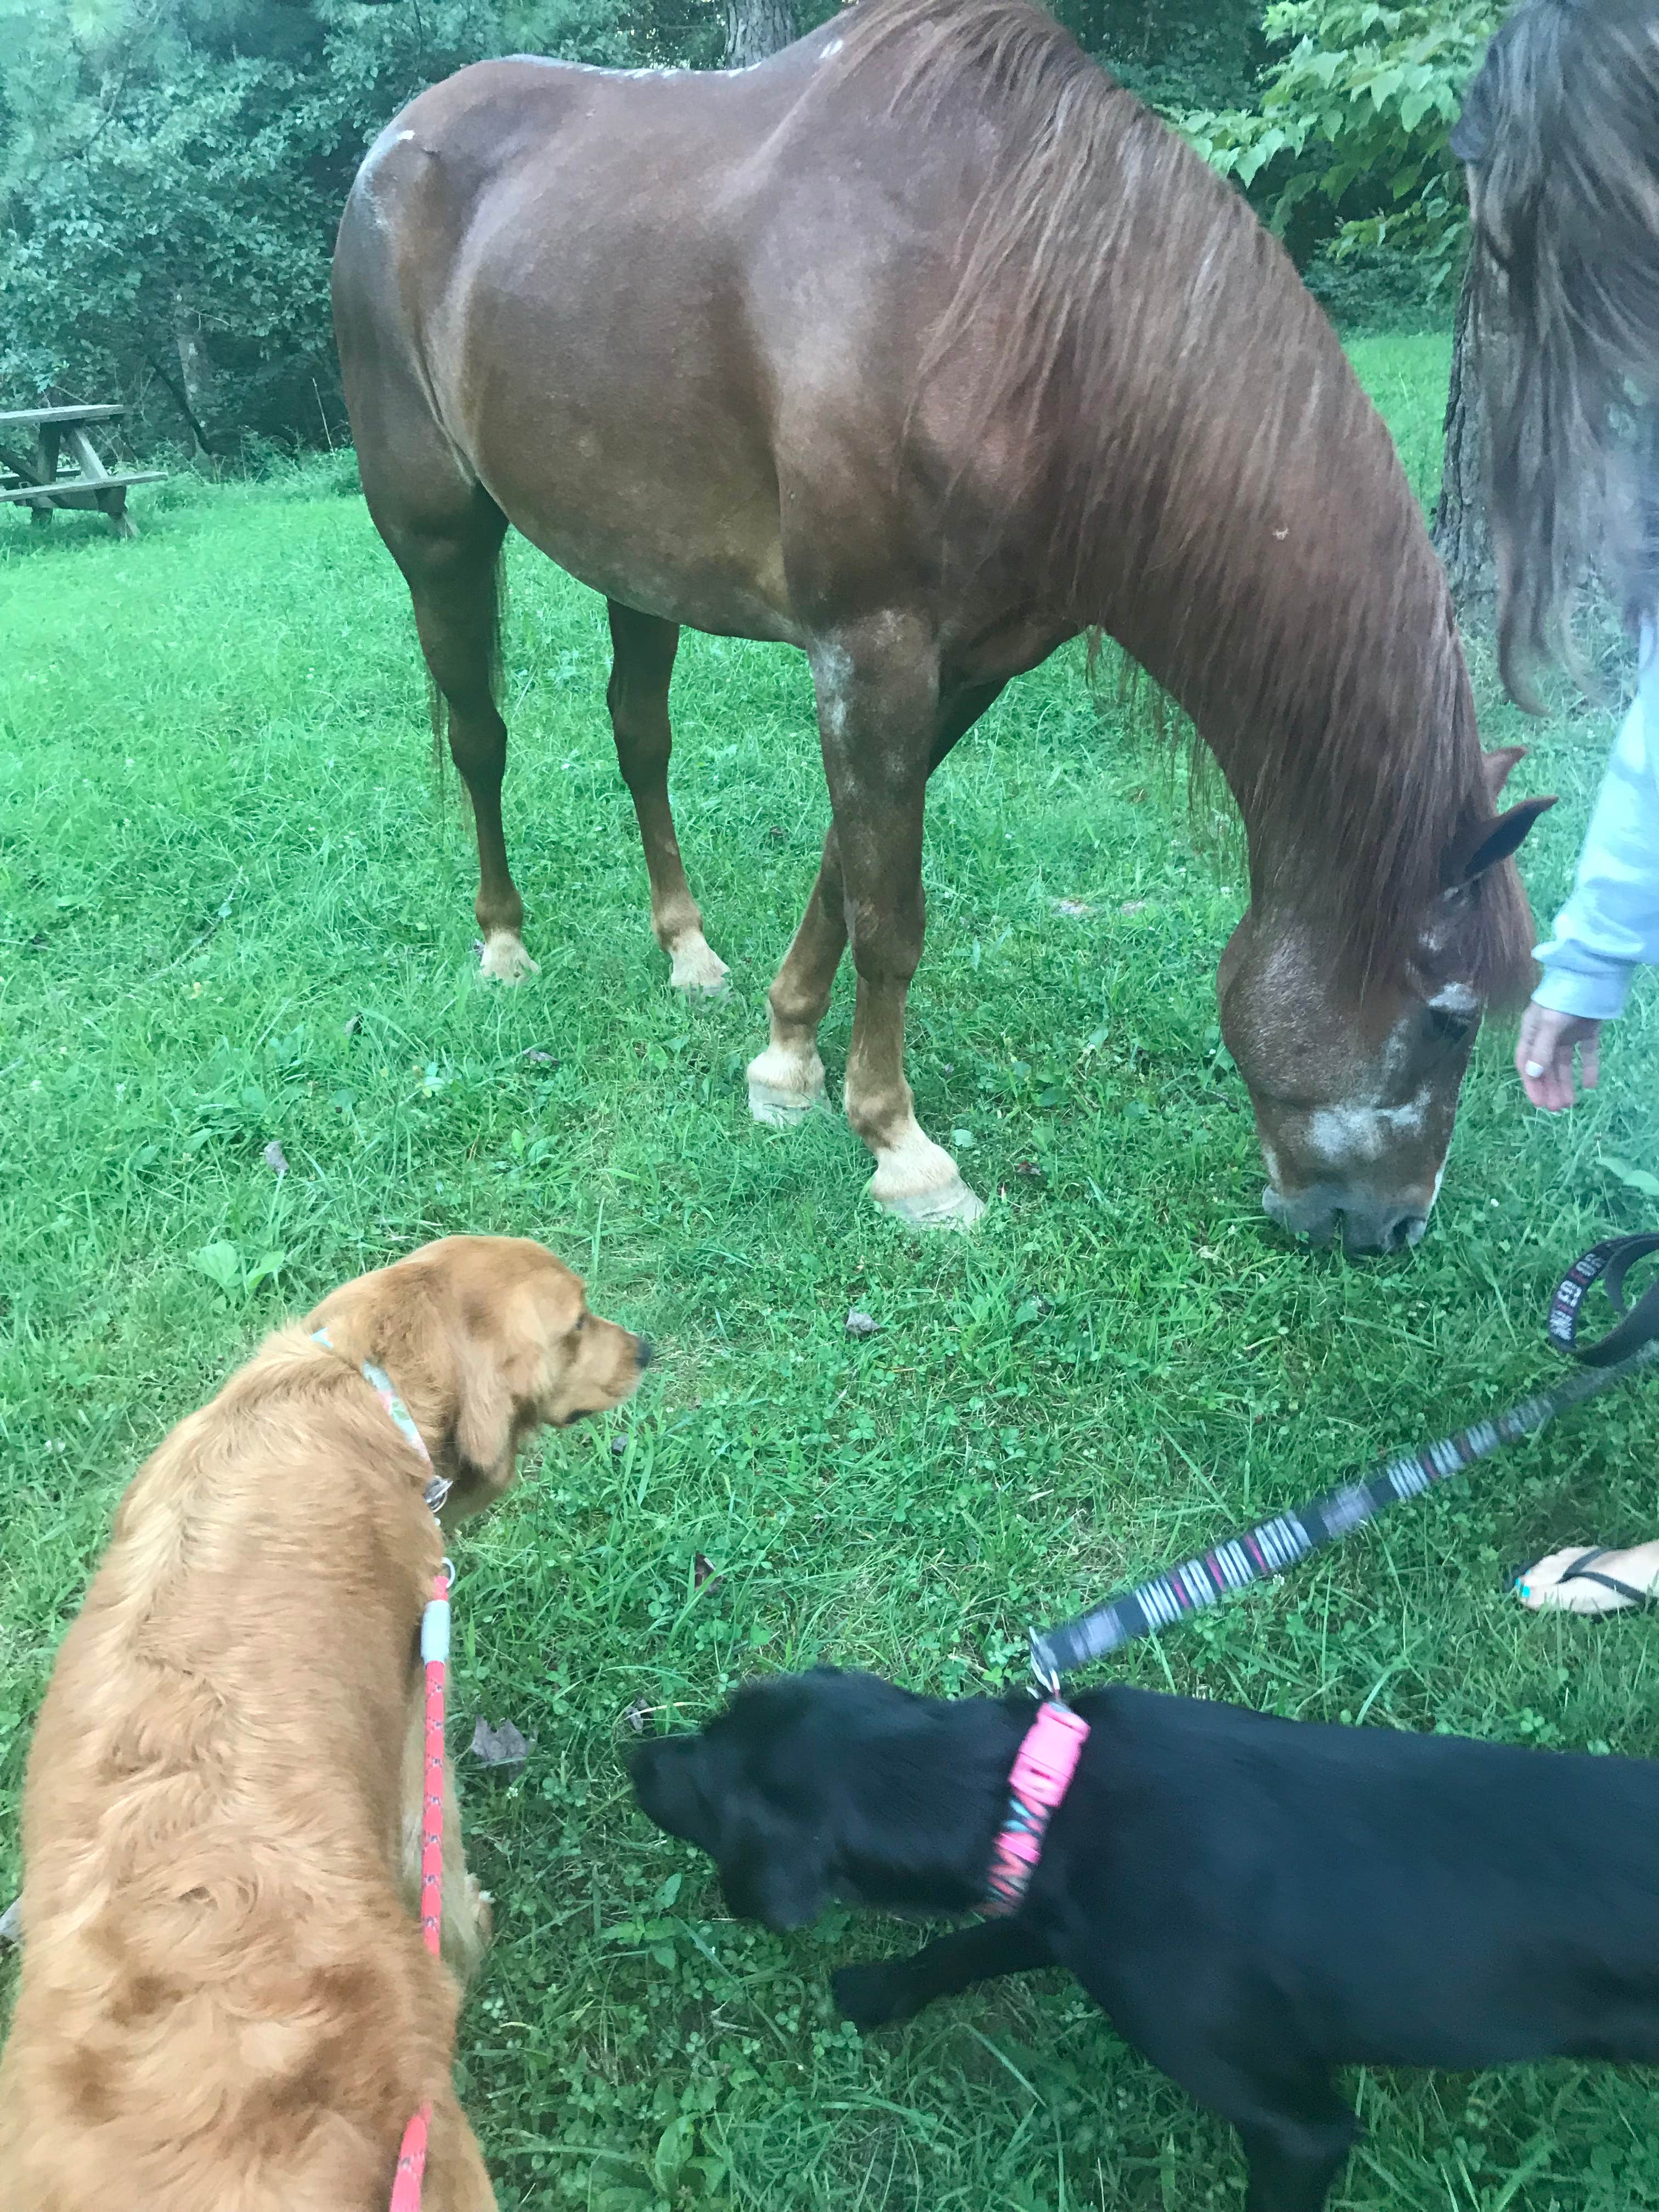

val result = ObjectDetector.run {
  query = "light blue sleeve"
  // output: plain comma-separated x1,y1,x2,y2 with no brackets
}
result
1532,624,1659,1021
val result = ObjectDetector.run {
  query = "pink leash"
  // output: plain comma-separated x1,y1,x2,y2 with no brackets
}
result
390,1564,452,2211
311,1330,453,2212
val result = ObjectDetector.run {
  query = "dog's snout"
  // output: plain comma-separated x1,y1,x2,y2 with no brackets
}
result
635,1334,654,1370
628,1737,696,1840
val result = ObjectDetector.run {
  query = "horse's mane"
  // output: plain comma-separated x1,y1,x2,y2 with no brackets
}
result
830,0,1536,1007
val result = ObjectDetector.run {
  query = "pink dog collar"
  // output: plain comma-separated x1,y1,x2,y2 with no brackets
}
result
983,1699,1091,1916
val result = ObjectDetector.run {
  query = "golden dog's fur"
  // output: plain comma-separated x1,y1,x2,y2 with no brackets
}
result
0,1236,647,2212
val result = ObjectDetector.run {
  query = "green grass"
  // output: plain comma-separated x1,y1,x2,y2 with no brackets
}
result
4,334,1659,2211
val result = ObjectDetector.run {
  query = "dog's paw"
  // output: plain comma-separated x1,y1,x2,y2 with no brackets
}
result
832,1961,914,2029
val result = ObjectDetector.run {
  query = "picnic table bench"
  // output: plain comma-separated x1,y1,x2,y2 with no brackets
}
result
0,405,166,538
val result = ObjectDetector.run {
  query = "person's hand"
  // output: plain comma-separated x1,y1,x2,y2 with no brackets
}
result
1516,1001,1602,1111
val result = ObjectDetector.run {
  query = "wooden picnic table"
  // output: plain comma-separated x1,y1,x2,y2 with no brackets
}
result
0,405,166,538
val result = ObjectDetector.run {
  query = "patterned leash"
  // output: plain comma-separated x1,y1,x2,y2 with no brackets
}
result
1030,1233,1659,1684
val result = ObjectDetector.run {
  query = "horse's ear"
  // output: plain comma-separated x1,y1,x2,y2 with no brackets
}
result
1458,794,1556,882
1482,744,1527,801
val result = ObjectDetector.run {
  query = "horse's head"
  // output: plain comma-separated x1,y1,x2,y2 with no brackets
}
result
1217,751,1553,1255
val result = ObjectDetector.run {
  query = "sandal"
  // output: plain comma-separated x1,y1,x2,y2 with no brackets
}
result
1517,1546,1659,1616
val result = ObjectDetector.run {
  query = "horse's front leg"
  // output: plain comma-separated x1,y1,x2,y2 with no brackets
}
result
809,618,984,1228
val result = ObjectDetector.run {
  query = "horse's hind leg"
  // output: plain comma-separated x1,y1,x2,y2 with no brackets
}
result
398,495,535,983
747,821,841,1122
606,601,728,993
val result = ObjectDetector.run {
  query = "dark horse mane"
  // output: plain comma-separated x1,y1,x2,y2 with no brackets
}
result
832,0,1535,1007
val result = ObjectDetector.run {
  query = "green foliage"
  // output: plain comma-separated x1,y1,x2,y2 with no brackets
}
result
1181,1,1501,286
4,341,1659,2205
1054,0,1266,116
0,0,722,454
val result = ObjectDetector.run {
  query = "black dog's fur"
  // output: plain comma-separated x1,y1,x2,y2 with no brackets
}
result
630,1667,1659,2212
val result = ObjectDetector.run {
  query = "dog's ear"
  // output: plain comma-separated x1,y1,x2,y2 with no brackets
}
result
449,1276,562,1479
453,1334,516,1479
449,1274,592,1477
723,1808,831,1933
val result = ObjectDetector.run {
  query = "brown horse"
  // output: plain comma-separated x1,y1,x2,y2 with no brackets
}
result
334,0,1550,1251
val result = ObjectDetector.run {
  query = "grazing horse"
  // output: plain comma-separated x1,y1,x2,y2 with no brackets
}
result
334,0,1550,1250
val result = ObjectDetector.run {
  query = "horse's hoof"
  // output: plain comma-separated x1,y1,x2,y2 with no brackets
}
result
669,934,730,995
747,1043,826,1126
749,1082,821,1127
478,932,539,984
876,1173,987,1230
867,1122,986,1229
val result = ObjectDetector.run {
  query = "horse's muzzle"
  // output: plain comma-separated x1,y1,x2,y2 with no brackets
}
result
1262,1184,1430,1256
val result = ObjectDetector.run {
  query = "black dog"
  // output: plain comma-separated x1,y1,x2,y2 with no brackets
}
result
630,1667,1659,2211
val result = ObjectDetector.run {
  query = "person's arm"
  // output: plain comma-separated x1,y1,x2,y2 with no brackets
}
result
1519,640,1659,1107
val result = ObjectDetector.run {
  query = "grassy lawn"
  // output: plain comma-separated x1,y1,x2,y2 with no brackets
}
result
4,331,1659,2210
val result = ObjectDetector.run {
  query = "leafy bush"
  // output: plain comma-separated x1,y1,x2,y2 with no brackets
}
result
1180,1,1501,289
0,0,723,456
1056,0,1266,115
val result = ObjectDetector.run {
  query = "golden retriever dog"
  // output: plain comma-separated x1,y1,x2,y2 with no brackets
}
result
0,1235,648,2212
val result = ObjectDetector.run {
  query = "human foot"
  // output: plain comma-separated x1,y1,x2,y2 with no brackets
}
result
1516,1541,1659,1616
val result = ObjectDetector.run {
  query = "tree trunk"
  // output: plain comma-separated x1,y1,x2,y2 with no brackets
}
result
1432,251,1495,616
724,0,797,67
172,295,218,461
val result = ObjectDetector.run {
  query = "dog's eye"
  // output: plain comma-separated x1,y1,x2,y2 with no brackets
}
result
571,1312,586,1336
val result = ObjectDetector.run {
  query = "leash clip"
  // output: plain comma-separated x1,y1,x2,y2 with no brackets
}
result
1028,1632,1063,1705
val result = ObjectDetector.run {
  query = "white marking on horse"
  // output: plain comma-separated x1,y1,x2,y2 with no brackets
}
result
1427,980,1480,1014
813,641,856,743
867,1116,986,1228
669,932,730,992
351,124,419,228
1306,1087,1431,1166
